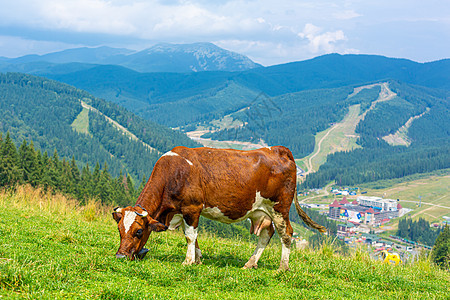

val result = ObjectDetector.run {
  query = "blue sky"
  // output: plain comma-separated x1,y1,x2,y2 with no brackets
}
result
0,0,448,65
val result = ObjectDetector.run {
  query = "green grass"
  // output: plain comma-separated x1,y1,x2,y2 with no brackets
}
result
71,107,91,136
1,186,449,299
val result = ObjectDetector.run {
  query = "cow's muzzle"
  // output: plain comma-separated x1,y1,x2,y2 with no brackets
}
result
136,248,149,260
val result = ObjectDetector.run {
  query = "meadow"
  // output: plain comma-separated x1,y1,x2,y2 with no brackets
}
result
1,185,449,299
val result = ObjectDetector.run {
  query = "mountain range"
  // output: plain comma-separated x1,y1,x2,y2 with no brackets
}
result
0,43,261,73
0,43,448,187
29,52,449,130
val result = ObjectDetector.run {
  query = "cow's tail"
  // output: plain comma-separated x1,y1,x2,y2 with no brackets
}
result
294,186,327,233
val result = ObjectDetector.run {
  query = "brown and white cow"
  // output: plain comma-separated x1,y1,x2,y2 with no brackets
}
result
112,146,326,271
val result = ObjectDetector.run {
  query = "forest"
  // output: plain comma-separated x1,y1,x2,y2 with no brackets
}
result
397,217,442,247
0,132,139,206
203,86,353,157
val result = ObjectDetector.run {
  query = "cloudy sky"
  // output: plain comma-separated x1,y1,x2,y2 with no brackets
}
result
0,0,448,65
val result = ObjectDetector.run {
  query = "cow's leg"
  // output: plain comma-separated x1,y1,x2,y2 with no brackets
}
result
195,240,202,264
181,218,198,265
243,224,274,269
181,208,202,266
272,212,293,271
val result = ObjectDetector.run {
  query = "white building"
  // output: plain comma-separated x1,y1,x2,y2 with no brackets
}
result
357,196,398,212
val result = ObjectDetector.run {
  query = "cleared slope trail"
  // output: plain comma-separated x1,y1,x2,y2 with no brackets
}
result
80,101,160,154
300,82,396,178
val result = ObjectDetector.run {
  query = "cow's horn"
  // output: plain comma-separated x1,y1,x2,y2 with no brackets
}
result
114,207,122,213
135,211,148,217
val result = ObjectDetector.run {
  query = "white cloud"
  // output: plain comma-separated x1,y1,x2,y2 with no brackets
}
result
333,10,362,20
298,23,347,54
0,0,447,64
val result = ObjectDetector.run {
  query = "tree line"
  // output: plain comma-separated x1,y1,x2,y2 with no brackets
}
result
0,132,141,206
397,217,442,247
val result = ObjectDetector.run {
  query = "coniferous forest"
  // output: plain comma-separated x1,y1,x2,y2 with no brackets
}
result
397,218,442,247
0,132,139,206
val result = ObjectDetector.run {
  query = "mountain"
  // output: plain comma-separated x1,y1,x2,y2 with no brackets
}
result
0,72,199,182
116,42,262,72
1,51,449,187
7,46,133,64
37,53,450,130
0,43,261,73
236,54,450,95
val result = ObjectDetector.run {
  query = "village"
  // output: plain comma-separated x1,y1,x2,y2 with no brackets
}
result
294,189,441,265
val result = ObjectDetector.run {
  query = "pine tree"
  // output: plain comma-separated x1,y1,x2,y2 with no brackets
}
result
0,132,21,186
432,225,450,270
18,139,39,186
126,175,136,199
95,163,112,204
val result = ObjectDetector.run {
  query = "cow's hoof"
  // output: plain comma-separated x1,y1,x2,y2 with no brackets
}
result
182,260,195,266
136,248,149,260
242,263,258,269
277,267,290,272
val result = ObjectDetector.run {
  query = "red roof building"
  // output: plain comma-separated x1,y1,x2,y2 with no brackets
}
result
329,200,341,208
365,208,376,214
328,200,341,219
339,198,350,205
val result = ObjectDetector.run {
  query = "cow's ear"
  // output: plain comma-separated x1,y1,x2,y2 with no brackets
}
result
148,217,168,232
112,207,123,223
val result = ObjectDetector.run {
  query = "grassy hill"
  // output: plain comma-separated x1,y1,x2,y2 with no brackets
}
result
1,185,449,299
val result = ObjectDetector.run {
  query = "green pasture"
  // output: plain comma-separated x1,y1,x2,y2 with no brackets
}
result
1,186,449,299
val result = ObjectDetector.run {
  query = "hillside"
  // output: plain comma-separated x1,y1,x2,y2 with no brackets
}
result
302,81,449,188
0,72,198,182
1,186,449,299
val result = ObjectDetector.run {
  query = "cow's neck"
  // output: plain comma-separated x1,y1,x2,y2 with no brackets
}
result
135,176,164,218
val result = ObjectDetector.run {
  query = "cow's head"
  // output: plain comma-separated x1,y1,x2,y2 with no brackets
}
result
112,205,167,260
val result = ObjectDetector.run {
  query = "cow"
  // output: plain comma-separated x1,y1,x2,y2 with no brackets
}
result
112,146,326,271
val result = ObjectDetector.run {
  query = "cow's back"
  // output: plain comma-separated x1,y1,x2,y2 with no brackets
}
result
160,146,296,220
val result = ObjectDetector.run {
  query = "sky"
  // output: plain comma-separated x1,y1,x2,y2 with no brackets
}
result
0,0,449,66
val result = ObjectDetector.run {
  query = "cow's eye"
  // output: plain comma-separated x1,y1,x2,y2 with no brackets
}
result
135,229,143,238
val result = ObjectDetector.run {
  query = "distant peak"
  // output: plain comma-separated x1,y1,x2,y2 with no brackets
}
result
146,42,220,53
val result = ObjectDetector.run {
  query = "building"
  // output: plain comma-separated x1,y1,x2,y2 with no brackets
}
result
357,196,398,212
328,195,402,226
329,200,341,219
337,222,356,237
